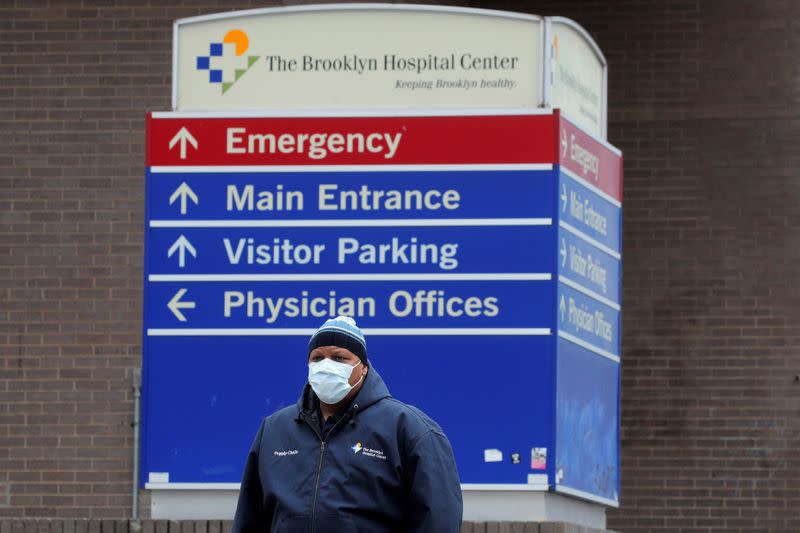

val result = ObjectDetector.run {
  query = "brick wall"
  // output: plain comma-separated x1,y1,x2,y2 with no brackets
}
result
1,0,799,530
530,1,800,531
0,520,612,533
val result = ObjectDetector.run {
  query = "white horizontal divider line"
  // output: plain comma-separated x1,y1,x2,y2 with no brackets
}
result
151,218,553,228
144,482,550,491
460,484,548,492
150,163,554,173
557,330,620,363
147,328,552,337
365,328,551,335
145,483,240,490
152,107,555,119
561,167,622,208
149,273,553,282
558,221,621,259
558,276,621,310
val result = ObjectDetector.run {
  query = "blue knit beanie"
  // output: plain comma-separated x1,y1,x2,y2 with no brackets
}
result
308,316,367,365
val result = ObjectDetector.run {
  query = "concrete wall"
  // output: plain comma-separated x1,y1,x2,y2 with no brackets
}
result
1,0,799,530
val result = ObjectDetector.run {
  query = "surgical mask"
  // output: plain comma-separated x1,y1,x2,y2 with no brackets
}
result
308,358,363,405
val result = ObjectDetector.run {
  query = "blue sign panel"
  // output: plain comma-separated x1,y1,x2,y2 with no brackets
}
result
554,155,621,505
148,169,556,220
558,170,621,254
556,283,620,358
142,162,561,490
143,335,556,485
557,229,621,304
146,281,554,329
149,226,555,275
555,337,619,503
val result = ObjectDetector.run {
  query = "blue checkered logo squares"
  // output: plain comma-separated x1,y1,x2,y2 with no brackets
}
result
196,42,224,84
194,34,258,93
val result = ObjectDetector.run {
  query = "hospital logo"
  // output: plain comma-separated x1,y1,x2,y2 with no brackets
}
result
352,442,387,460
196,29,260,94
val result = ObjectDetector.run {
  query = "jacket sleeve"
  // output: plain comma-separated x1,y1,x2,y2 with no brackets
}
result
405,429,463,533
232,419,269,533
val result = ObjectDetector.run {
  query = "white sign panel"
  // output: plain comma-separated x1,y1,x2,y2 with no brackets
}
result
548,18,607,137
173,5,544,111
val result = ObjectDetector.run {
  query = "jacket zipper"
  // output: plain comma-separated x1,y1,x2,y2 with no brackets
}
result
310,441,325,533
307,414,349,533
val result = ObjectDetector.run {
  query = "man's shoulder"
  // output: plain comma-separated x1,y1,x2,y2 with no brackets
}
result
261,403,300,428
370,397,446,438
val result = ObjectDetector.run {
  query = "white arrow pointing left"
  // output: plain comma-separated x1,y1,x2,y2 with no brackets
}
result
169,127,198,160
167,235,197,268
168,288,196,322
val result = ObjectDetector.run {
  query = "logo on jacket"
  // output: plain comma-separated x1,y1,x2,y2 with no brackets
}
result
352,442,387,460
195,29,260,94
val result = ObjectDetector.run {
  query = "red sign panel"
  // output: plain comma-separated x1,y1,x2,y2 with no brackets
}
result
557,112,622,201
147,114,557,166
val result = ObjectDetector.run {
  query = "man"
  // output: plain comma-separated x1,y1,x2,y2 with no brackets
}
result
232,315,463,533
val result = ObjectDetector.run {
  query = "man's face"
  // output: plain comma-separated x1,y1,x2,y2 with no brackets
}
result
308,345,367,387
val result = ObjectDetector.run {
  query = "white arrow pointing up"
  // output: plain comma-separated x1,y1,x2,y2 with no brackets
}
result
168,288,196,322
560,295,566,322
169,182,198,215
167,235,197,268
169,127,198,160
561,184,568,212
560,238,567,267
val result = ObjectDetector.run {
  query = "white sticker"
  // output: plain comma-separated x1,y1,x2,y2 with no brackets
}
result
527,473,548,485
483,448,503,462
556,468,564,483
148,472,170,483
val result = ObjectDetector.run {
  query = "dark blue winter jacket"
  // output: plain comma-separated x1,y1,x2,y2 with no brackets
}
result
232,366,463,533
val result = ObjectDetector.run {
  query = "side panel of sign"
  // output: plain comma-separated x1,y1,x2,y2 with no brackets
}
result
554,113,621,505
548,19,606,138
557,113,621,201
555,337,619,504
